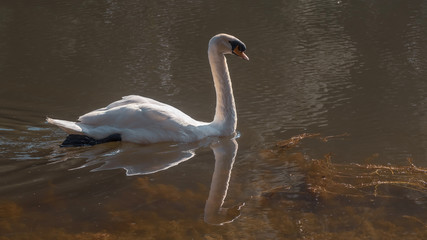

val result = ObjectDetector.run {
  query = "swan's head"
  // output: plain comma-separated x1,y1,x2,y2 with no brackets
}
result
209,33,249,61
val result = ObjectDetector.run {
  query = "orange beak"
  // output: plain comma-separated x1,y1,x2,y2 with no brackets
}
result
233,48,249,61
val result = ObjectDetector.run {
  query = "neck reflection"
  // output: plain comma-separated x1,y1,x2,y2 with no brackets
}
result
59,136,243,225
204,137,244,225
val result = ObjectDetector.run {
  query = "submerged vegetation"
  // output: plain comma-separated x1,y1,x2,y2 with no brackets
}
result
1,134,426,239
259,133,427,239
271,133,426,199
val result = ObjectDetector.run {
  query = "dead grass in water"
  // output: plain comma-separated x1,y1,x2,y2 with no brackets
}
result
258,133,427,239
269,132,426,199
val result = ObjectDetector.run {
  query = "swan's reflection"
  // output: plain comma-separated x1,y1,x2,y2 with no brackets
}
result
204,137,244,225
56,136,242,225
71,141,200,175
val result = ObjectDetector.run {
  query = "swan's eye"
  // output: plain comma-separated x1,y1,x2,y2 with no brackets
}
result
229,40,246,53
229,40,249,60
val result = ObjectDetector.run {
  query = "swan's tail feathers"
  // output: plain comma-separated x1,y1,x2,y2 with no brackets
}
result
46,117,83,135
47,117,122,147
60,134,121,147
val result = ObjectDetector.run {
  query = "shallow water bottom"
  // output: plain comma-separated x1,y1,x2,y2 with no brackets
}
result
1,135,426,240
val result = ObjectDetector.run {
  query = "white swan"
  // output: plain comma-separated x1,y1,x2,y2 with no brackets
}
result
47,33,249,145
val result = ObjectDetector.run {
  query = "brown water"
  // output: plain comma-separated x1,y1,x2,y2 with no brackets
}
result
1,0,426,239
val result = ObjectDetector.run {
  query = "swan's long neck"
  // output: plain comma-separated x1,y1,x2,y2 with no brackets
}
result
208,49,237,135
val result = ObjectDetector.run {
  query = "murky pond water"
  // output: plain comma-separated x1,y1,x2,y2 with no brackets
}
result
1,0,426,239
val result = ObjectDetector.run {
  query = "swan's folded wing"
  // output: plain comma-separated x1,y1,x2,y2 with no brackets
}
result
103,95,165,109
78,95,171,125
78,101,198,130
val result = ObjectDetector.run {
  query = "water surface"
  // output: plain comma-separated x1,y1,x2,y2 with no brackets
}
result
0,0,426,239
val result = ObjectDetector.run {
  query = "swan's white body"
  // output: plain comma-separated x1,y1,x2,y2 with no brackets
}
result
47,33,248,144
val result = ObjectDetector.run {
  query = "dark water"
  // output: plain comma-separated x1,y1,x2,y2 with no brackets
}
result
1,0,426,239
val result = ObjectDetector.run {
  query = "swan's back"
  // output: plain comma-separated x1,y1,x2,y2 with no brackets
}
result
78,95,198,128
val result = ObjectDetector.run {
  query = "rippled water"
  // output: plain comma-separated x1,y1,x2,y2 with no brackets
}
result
1,0,426,239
